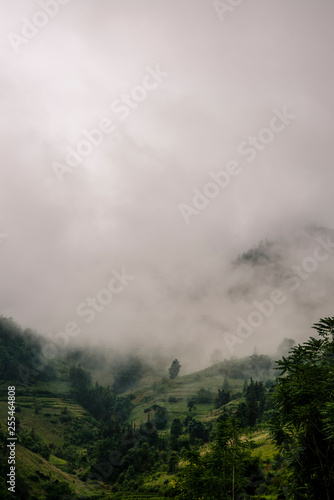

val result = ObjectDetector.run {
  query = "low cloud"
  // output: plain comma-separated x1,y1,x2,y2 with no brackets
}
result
1,0,334,372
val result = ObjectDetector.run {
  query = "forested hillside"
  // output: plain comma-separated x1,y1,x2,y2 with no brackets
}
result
1,316,334,499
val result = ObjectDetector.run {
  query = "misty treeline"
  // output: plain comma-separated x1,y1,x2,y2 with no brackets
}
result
0,316,56,383
68,365,134,422
0,314,293,387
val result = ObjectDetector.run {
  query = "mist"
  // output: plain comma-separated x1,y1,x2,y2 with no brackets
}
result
1,0,334,373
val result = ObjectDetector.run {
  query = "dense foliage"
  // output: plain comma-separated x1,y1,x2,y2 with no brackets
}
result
172,415,250,499
0,316,54,384
270,317,334,499
112,357,143,394
69,365,133,421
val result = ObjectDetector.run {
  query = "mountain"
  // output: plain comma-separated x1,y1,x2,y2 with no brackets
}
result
0,315,280,499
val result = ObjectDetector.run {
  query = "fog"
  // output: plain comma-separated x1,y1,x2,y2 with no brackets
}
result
1,0,334,372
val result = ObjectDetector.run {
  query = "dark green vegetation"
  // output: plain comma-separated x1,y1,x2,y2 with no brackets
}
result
0,316,56,384
169,360,181,380
270,318,334,499
1,315,334,498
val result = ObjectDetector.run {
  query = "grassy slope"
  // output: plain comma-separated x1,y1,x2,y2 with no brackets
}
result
122,362,243,429
250,429,278,462
0,380,107,498
15,444,105,498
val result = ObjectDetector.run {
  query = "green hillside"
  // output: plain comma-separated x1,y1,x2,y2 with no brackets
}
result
0,352,277,499
1,315,334,499
0,359,279,499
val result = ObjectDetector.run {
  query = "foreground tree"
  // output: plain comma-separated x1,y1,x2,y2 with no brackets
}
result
173,415,249,499
270,317,334,499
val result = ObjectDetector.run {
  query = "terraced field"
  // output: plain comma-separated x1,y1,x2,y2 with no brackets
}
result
0,382,94,448
125,369,245,429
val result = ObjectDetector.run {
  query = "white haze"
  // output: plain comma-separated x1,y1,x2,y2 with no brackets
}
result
1,0,334,372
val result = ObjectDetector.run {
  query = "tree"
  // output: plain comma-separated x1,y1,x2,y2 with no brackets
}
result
153,404,168,430
215,388,230,409
170,418,183,439
188,419,211,445
246,391,258,428
112,357,143,393
244,378,266,427
170,418,183,450
175,416,249,499
207,416,249,499
236,402,248,428
187,398,196,412
249,354,272,379
270,317,334,499
168,451,179,473
0,316,54,384
169,359,181,379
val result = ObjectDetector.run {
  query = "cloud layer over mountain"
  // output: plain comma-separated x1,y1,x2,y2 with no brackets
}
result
1,0,334,370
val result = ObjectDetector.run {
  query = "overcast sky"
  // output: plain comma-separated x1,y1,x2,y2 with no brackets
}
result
1,0,334,370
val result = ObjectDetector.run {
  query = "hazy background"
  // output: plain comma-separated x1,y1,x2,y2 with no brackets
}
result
1,0,334,371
